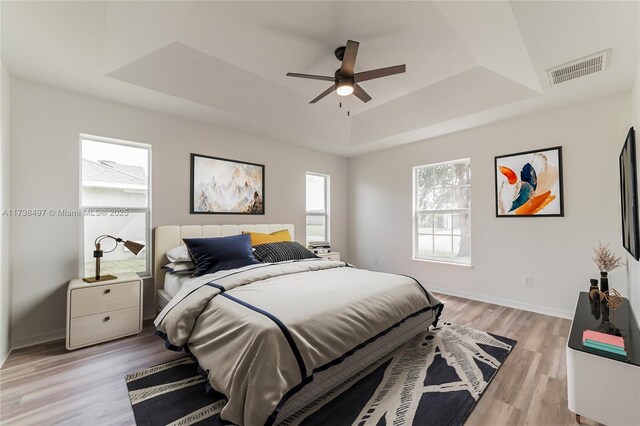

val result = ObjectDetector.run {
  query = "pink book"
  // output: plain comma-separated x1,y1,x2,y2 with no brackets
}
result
583,330,625,348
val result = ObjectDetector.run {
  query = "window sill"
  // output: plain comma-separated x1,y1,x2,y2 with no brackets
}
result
412,258,473,268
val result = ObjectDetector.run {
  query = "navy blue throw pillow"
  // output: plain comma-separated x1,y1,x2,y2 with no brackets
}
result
183,234,259,276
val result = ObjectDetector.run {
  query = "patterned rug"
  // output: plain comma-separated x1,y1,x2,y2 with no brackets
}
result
126,322,516,425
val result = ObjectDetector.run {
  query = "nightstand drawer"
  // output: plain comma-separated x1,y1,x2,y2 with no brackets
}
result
69,306,140,348
318,252,341,261
70,280,140,318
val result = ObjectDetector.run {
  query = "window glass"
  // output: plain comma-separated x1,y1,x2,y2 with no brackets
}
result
414,159,471,265
306,173,329,244
81,136,151,276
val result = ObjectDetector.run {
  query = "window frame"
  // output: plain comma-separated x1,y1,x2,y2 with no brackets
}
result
79,134,152,278
412,158,471,266
305,172,330,245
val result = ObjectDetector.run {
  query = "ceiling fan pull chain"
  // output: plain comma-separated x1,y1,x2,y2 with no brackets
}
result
339,102,342,108
348,111,350,117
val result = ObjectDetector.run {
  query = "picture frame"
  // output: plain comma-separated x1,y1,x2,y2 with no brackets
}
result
494,146,564,217
619,127,639,260
190,153,265,215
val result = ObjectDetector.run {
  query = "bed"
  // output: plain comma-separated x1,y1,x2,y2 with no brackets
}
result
153,224,443,425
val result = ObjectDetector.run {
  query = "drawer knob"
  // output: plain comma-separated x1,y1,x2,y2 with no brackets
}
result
103,316,110,322
103,289,111,294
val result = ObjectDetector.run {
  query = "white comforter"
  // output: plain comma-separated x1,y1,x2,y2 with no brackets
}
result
155,259,441,426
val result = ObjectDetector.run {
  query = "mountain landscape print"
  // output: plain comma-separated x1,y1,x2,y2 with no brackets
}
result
191,154,264,214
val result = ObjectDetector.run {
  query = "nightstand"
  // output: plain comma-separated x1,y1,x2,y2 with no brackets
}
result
317,252,341,261
66,272,143,350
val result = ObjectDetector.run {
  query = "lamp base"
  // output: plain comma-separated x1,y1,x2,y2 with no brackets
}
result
83,274,118,283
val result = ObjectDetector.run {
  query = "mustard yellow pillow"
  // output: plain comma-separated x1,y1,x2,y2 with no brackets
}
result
243,229,292,246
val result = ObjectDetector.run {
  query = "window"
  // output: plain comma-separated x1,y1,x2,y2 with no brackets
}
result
306,173,329,244
81,135,151,277
413,159,471,265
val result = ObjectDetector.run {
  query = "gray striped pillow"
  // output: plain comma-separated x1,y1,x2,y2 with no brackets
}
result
253,241,319,263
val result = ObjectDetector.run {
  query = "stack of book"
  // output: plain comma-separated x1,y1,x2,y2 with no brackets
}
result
308,241,331,255
582,330,627,357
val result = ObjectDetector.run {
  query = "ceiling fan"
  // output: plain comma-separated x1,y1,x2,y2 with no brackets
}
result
286,40,406,104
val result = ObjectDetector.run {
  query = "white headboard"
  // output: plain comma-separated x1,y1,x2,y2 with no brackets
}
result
154,224,294,292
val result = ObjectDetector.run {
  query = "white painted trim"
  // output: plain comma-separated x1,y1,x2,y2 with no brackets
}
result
7,286,573,350
12,315,157,351
429,285,573,319
11,327,65,350
0,347,11,368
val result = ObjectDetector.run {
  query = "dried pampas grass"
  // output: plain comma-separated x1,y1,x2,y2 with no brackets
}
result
592,241,624,272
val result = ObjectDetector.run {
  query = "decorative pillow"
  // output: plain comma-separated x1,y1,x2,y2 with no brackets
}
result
242,229,292,246
166,245,192,263
162,261,196,275
183,234,259,276
252,241,319,263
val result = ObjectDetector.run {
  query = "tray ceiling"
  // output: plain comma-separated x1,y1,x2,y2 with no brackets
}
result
2,1,638,156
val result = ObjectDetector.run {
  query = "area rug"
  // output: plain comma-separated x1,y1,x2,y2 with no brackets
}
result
125,322,516,426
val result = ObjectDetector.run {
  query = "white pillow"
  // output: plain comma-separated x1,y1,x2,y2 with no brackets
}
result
163,261,195,273
166,245,191,263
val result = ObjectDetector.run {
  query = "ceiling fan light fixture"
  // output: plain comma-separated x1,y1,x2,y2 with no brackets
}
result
336,81,354,96
286,40,406,104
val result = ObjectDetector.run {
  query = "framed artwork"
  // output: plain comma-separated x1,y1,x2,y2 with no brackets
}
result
190,153,265,214
619,127,639,260
494,146,564,217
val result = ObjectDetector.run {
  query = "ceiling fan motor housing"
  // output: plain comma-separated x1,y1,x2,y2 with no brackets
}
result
334,68,354,85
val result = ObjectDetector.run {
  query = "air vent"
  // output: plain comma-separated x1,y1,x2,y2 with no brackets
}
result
546,50,609,86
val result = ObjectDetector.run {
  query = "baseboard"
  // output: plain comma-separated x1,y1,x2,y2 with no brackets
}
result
10,313,157,351
0,347,11,368
11,328,65,350
5,291,572,351
429,285,574,319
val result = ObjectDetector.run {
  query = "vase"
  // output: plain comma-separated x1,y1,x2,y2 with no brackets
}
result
590,296,601,320
588,278,599,300
600,271,609,294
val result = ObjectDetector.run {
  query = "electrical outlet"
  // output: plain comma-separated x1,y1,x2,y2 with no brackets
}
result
522,275,533,287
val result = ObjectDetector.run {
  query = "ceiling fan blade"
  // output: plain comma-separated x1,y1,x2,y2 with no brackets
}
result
310,85,336,104
286,72,335,82
354,64,406,83
353,84,372,103
339,40,359,76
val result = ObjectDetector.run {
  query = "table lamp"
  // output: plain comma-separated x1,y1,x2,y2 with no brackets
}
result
83,235,145,283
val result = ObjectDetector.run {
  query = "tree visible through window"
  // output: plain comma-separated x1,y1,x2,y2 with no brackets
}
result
81,135,151,277
414,159,471,265
306,173,329,244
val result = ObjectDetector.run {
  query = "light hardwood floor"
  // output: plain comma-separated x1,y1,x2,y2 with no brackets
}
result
0,293,598,426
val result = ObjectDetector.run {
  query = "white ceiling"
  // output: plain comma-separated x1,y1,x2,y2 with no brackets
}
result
2,1,638,157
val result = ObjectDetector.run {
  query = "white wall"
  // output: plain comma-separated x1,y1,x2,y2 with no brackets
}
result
629,54,640,323
349,93,631,318
1,64,11,364
9,78,348,348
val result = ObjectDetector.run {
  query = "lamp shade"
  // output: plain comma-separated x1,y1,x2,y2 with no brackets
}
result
124,240,145,255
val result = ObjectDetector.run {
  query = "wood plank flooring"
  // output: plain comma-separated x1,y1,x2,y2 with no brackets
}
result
0,293,598,426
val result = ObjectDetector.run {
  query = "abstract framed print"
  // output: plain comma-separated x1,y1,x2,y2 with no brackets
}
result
190,154,265,215
494,146,564,217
